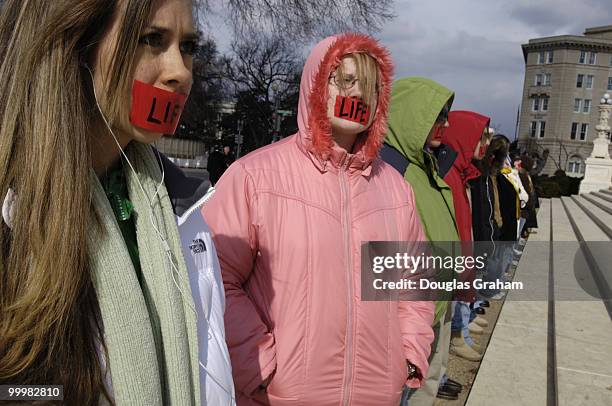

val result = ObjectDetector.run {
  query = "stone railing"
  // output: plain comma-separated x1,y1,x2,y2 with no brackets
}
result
154,137,208,169
154,137,206,159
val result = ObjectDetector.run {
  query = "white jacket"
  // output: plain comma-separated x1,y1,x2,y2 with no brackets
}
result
177,189,236,406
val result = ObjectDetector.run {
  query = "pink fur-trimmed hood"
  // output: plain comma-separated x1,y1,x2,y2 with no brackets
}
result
296,33,394,172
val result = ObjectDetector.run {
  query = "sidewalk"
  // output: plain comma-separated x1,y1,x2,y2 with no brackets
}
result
464,192,612,406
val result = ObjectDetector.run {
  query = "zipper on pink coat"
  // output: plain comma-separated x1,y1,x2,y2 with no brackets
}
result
340,160,354,406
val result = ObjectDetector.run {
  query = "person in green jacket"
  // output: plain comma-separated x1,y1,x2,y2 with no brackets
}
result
381,77,460,406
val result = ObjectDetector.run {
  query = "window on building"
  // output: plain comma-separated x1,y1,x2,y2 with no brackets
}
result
547,51,554,64
542,97,549,112
567,156,585,175
610,55,612,66
577,74,584,88
532,97,540,111
579,51,586,64
608,77,612,91
544,73,551,86
538,51,545,64
530,121,537,138
534,74,543,86
538,121,546,138
580,123,589,140
583,99,591,113
588,52,597,65
567,160,581,174
586,75,594,89
574,98,582,112
571,122,578,140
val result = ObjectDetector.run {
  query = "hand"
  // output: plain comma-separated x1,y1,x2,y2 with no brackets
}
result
406,360,421,380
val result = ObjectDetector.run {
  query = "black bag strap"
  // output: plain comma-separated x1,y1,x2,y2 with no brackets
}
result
434,144,458,179
380,142,410,176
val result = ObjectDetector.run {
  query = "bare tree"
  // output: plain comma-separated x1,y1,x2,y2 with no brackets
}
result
225,34,300,102
196,0,395,43
176,38,229,142
223,33,301,149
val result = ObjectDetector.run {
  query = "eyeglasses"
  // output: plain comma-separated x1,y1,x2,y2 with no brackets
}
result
329,74,360,91
435,105,450,124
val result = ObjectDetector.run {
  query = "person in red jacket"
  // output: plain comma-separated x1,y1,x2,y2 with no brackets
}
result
438,111,492,366
203,33,435,405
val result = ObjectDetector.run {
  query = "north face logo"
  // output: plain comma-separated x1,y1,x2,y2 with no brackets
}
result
190,239,206,254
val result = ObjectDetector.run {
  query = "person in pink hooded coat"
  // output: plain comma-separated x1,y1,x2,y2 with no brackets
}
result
202,33,435,405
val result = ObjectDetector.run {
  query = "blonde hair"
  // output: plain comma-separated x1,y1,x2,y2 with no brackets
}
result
481,126,493,143
0,0,153,404
333,52,381,126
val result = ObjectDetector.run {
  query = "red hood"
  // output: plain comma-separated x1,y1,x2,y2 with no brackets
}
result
442,110,490,184
296,33,394,173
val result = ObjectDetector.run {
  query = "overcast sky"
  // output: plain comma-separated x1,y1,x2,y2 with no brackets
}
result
206,0,612,139
375,0,612,139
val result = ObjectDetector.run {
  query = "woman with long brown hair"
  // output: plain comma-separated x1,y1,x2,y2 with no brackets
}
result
0,0,234,404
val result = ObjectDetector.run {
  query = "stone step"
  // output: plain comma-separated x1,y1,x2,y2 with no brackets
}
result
552,198,578,241
582,193,612,217
467,200,552,406
592,191,612,205
560,197,609,241
571,195,612,240
556,197,612,406
559,197,612,296
467,198,612,406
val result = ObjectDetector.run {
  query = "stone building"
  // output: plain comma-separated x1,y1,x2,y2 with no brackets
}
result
518,25,612,176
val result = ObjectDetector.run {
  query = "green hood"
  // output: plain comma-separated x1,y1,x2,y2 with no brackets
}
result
385,78,458,325
384,76,457,242
386,77,454,169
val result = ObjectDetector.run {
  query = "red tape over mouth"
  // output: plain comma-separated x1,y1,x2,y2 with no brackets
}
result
129,80,188,135
334,95,371,125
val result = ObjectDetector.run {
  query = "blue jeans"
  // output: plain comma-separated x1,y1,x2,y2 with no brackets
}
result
451,301,475,346
400,385,409,406
451,301,469,331
480,245,510,297
518,217,527,238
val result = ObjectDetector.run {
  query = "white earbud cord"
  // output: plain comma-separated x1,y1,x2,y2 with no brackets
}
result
486,178,496,256
88,68,235,404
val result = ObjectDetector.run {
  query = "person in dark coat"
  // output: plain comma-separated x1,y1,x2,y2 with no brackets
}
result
471,135,513,298
207,144,235,185
471,136,508,247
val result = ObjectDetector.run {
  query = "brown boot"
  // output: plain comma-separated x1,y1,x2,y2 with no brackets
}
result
473,315,489,328
450,331,483,361
468,321,484,335
469,341,483,353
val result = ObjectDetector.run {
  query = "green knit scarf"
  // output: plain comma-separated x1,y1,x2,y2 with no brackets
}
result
88,142,200,405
